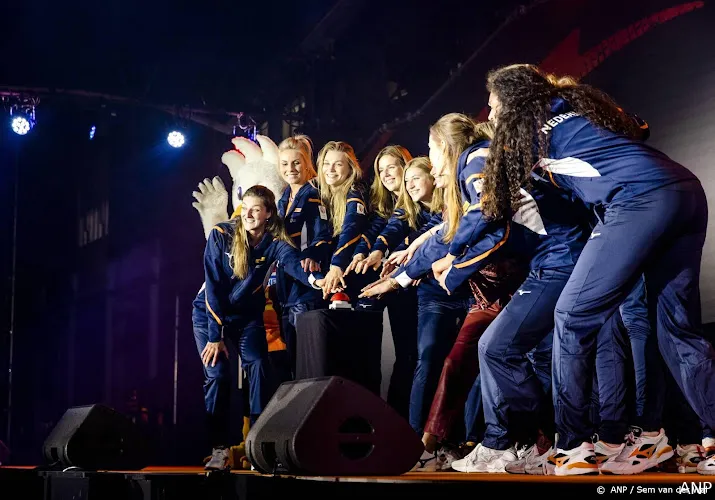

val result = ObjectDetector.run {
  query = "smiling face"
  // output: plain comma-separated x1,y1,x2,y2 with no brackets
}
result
404,165,434,203
279,149,307,186
377,154,403,193
428,133,449,189
240,195,271,232
322,150,351,187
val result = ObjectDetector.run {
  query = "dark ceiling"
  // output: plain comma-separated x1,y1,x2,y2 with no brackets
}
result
0,1,538,118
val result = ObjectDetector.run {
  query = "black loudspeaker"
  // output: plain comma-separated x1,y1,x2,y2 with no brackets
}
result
42,404,150,470
245,376,423,476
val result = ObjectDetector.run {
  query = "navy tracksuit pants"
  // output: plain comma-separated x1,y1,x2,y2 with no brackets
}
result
192,303,277,448
409,290,470,434
554,181,714,450
478,267,572,450
594,276,666,444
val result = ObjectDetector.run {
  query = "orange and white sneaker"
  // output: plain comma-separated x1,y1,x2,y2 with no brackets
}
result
675,444,706,473
552,442,599,476
600,427,674,475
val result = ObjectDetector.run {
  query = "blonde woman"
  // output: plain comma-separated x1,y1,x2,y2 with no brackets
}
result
195,185,325,470
346,145,412,275
275,135,332,377
315,141,370,302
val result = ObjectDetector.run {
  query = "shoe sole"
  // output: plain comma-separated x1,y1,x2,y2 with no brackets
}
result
452,465,507,473
554,466,599,476
601,449,675,476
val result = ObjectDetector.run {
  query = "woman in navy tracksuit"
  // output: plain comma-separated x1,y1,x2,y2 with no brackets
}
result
275,135,333,378
424,126,588,474
343,146,420,419
194,185,324,469
347,145,413,274
360,119,495,440
482,64,712,475
315,141,372,304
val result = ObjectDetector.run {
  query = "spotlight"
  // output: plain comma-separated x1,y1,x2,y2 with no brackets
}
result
10,106,35,136
11,116,31,135
89,125,96,140
167,130,185,148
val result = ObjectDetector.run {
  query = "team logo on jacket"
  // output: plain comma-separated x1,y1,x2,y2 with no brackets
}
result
540,111,579,134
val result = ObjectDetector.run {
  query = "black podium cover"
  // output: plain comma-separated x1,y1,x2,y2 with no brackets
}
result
295,309,383,395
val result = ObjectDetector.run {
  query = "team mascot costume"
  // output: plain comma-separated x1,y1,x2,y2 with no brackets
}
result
191,134,287,470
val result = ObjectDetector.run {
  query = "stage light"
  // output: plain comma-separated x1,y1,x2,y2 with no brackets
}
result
167,130,185,148
11,116,30,135
9,105,36,136
89,125,96,140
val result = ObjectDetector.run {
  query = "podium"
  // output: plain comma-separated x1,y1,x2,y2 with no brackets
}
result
295,309,383,395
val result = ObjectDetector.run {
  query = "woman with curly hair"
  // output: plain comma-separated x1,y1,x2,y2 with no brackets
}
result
482,64,712,475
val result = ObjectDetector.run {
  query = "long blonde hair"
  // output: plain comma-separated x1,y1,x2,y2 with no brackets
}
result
316,141,363,237
370,145,412,219
229,185,295,279
277,134,317,183
429,114,494,243
395,157,438,230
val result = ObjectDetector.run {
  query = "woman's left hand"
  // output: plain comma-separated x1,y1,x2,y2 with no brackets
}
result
379,261,397,279
434,266,451,294
432,254,455,276
358,278,396,299
301,258,321,273
355,250,383,274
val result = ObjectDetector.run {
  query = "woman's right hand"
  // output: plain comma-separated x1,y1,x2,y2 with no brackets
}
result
201,340,229,368
343,254,365,277
322,265,347,299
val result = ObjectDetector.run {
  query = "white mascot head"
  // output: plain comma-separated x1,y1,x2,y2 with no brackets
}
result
192,134,287,239
221,135,287,217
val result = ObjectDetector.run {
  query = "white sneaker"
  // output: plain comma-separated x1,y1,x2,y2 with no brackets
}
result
594,440,625,469
552,442,599,476
697,445,715,475
205,447,230,471
451,443,518,473
600,427,674,475
676,444,706,473
526,445,556,475
504,444,554,475
504,444,533,474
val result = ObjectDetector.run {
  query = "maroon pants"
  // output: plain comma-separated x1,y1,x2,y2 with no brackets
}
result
423,301,502,441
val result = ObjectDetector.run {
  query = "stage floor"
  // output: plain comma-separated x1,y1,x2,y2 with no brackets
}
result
2,465,712,499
